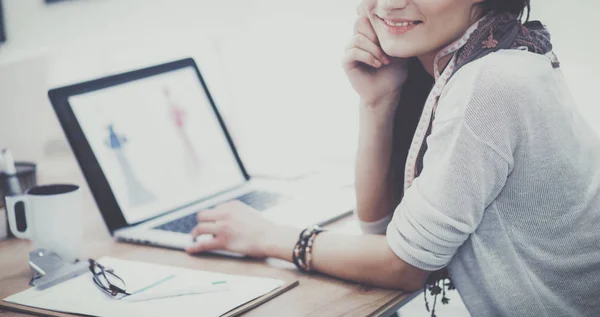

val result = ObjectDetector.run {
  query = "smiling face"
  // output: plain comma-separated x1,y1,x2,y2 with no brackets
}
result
364,0,484,59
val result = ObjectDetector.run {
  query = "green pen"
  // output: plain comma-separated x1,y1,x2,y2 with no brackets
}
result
122,278,230,302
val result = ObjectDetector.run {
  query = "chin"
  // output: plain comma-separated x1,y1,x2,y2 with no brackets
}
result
380,41,423,59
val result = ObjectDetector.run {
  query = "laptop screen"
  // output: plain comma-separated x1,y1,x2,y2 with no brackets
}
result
68,66,247,224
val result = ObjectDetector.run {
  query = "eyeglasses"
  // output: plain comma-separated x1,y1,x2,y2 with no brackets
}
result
88,259,130,297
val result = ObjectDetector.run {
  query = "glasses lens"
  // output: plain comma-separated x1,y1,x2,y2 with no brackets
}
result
90,260,127,296
105,271,126,291
93,272,127,296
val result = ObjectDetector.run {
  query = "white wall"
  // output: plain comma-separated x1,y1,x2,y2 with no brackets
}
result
0,0,597,173
0,0,360,174
530,0,599,132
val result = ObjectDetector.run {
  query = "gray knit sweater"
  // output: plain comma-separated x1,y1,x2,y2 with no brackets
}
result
360,50,600,316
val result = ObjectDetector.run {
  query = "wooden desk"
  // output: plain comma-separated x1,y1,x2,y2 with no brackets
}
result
0,156,415,317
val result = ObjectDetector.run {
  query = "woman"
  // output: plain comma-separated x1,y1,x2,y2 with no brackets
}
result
187,0,600,315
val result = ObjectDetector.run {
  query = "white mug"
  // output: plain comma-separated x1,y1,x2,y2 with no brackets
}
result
5,184,83,263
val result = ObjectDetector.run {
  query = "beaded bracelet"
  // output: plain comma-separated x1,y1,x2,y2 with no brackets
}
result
292,225,325,272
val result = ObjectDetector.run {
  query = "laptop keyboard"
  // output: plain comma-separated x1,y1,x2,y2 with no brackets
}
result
153,191,286,234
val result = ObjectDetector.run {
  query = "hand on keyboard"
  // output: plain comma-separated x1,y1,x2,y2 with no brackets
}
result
185,200,280,258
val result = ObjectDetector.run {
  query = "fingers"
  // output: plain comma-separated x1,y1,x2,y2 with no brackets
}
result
343,47,380,69
190,222,219,237
354,15,379,45
344,14,389,71
185,237,224,254
196,208,226,222
346,33,389,65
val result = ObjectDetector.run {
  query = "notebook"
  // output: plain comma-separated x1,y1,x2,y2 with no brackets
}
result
1,257,298,317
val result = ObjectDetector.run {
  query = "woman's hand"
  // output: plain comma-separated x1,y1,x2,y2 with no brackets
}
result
186,201,277,258
343,4,409,107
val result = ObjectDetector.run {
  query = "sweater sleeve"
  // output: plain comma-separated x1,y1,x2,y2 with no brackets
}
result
386,117,510,271
357,213,393,235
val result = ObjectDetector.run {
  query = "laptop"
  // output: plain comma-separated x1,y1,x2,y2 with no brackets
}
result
48,58,355,254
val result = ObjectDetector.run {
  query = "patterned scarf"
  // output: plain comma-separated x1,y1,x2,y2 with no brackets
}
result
390,12,555,317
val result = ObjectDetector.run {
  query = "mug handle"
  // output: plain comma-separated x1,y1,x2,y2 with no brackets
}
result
5,195,32,239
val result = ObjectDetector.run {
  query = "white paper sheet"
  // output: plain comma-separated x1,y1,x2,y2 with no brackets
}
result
4,257,284,317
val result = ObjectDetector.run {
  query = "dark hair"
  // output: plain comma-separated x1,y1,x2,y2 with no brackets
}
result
480,0,531,21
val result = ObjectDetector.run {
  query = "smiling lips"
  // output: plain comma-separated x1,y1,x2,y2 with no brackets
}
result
377,15,422,35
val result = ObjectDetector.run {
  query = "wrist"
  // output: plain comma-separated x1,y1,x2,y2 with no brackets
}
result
358,102,398,135
263,225,301,261
360,90,402,113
